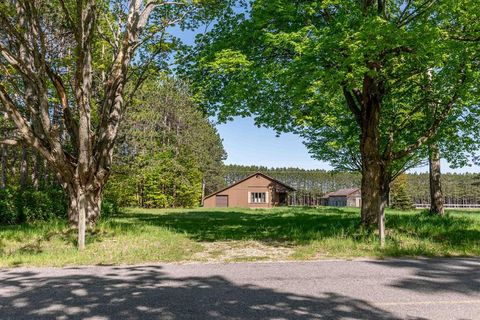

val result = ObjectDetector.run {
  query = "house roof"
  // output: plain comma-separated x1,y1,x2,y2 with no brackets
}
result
323,188,360,198
204,172,296,200
320,191,334,199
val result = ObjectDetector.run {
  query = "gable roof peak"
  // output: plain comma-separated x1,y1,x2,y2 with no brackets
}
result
204,171,296,200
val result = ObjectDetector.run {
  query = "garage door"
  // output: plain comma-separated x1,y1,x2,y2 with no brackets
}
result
215,195,228,207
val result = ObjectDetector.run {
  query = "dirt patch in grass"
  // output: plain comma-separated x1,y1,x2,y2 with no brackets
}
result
193,241,295,262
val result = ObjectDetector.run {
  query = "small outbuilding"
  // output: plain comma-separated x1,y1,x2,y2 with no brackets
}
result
203,172,295,208
320,188,361,207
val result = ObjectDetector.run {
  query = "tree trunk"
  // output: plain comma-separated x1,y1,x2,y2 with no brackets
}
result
429,143,445,216
0,144,6,189
66,183,103,251
31,152,41,190
360,156,389,216
359,75,388,246
19,144,28,189
360,159,389,246
360,76,382,225
67,184,102,226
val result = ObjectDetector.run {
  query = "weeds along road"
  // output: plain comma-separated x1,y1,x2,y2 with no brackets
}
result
1,258,479,319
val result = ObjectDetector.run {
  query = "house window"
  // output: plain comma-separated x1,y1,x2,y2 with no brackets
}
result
251,192,267,203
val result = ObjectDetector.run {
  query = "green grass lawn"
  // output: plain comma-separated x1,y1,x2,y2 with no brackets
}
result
1,206,479,267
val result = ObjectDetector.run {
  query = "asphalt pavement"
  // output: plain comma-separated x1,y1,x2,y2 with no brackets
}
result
1,258,479,319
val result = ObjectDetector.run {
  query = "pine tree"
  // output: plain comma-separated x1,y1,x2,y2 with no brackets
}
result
105,79,225,208
391,175,414,211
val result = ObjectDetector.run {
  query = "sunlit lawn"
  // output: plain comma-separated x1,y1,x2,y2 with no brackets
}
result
1,206,479,267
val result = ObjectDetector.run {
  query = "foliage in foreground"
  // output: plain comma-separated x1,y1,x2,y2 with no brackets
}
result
1,207,479,267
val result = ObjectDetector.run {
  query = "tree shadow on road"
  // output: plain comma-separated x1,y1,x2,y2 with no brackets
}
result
0,264,412,320
369,258,480,295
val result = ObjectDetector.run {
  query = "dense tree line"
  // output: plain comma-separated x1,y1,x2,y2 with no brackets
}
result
408,172,480,206
1,103,69,224
105,79,225,208
223,164,359,192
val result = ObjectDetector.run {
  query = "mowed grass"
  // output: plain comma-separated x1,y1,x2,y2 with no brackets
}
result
1,206,479,267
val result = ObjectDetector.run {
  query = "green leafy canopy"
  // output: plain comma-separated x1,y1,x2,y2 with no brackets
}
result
181,0,480,173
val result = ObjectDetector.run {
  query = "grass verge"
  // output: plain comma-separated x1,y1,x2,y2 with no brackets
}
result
1,207,479,267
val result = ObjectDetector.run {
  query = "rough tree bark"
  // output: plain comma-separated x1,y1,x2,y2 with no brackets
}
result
0,143,6,189
358,75,389,246
19,143,28,190
67,185,102,225
429,143,445,216
31,152,41,190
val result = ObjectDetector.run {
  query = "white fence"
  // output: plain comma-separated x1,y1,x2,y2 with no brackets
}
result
414,203,480,209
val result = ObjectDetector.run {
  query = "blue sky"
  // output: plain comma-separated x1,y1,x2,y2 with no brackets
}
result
216,117,479,173
171,17,479,174
216,117,332,170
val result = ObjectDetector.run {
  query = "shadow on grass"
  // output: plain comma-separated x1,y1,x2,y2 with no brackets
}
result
0,221,111,257
386,213,480,247
2,207,479,260
0,265,406,320
113,207,366,244
110,208,479,252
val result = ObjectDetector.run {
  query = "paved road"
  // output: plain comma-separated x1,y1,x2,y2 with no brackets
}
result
1,258,479,319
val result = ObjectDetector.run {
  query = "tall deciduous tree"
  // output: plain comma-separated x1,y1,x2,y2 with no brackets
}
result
0,0,221,249
426,98,480,215
183,0,479,245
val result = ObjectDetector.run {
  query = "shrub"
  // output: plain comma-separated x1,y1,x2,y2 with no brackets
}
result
1,186,120,225
18,189,67,223
0,188,17,224
0,187,67,224
101,198,120,219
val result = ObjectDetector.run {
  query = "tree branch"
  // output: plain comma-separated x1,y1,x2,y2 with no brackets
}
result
397,0,436,27
58,0,74,29
342,87,362,125
45,64,79,149
379,46,414,61
0,83,53,162
391,90,462,161
0,138,18,145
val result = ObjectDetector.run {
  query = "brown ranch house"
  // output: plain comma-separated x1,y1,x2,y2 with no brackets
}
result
203,172,296,208
320,188,362,207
